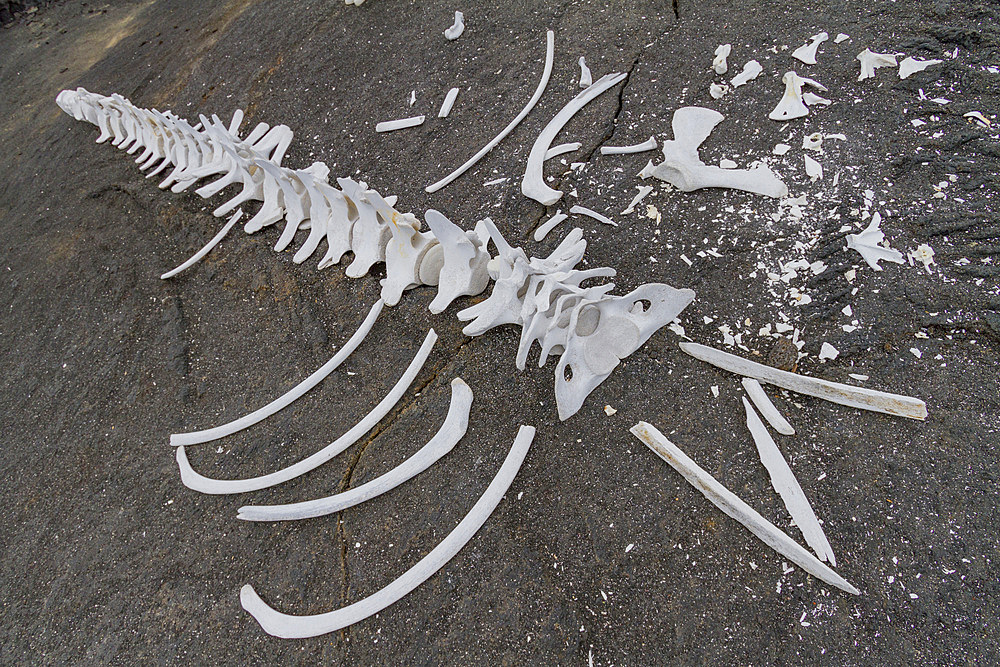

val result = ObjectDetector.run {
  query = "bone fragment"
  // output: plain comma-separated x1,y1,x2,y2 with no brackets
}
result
712,44,732,74
630,422,859,595
845,212,904,271
834,33,849,43
427,31,554,192
578,56,593,88
621,185,654,215
237,378,473,521
241,424,536,637
730,60,763,87
742,399,838,565
600,136,657,155
170,299,385,447
679,341,927,420
175,329,438,493
769,71,827,121
444,11,465,40
545,142,582,160
802,91,831,106
375,116,425,133
804,154,823,181
741,378,794,435
709,83,728,99
898,56,943,79
438,87,460,117
533,211,569,242
792,32,829,65
856,48,898,81
160,209,243,279
570,205,618,227
521,72,628,205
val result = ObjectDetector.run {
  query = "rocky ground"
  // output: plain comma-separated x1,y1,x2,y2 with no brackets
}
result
1,0,998,664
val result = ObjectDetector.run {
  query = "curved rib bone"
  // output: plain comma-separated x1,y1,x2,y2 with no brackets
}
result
240,424,536,638
237,377,473,521
160,209,243,280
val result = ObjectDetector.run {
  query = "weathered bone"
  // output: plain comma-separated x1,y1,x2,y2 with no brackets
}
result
792,31,828,65
845,212,904,271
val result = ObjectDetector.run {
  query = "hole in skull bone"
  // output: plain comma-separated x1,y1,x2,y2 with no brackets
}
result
563,364,574,382
632,299,652,313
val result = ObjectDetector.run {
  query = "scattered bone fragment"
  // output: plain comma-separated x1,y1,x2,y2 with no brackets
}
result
731,60,763,87
770,71,828,121
741,378,795,435
713,44,732,74
898,56,943,79
237,379,473,521
742,399,838,566
818,342,839,361
578,56,593,88
546,142,582,159
483,177,508,186
909,244,936,273
792,32,829,65
710,83,729,99
680,341,928,420
427,30,554,193
533,211,569,241
630,422,859,594
719,158,737,169
803,91,831,106
522,72,628,205
964,111,991,128
804,154,823,181
438,87,460,117
604,405,617,416
170,300,384,447
650,107,787,198
803,132,823,151
856,48,898,81
444,11,465,40
600,136,657,155
845,212,904,270
161,209,243,279
375,116,425,132
570,205,618,227
409,90,417,106
638,159,656,179
773,143,791,155
241,425,536,638
834,33,849,44
621,185,654,215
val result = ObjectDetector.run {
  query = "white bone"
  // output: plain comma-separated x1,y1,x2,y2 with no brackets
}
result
964,111,991,128
424,210,491,313
578,56,593,88
630,422,859,595
804,154,823,181
444,11,464,40
792,31,828,65
621,185,654,215
378,205,439,306
338,178,391,278
709,83,728,99
438,87,460,117
741,378,795,435
521,72,628,206
679,341,927,419
600,136,657,155
834,33,849,43
730,60,763,88
533,211,568,242
375,116,425,132
160,209,243,279
898,56,943,79
712,44,731,74
426,30,554,193
314,180,355,269
240,424,535,638
769,71,826,121
845,212,904,271
802,91,831,107
237,378,473,521
651,107,788,198
545,142,582,160
856,48,898,81
570,205,618,227
175,329,437,493
773,143,791,155
170,300,385,447
743,398,836,565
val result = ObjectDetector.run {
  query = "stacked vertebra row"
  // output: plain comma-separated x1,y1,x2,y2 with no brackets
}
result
56,87,695,420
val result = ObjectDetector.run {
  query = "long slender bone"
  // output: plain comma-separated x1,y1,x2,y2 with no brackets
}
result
237,377,473,521
170,299,385,447
175,329,437,493
160,209,244,280
241,424,536,638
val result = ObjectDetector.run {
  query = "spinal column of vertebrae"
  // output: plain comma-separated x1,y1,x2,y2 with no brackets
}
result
56,88,695,420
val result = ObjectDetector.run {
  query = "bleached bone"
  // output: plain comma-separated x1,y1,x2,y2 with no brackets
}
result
426,30,554,193
712,44,732,74
378,207,440,306
741,378,795,435
630,422,859,595
600,136,657,155
175,329,437,493
578,56,593,88
170,300,385,447
743,398,836,565
160,209,243,280
845,212,904,270
241,424,535,638
856,48,898,81
375,116,425,132
444,11,465,40
521,71,628,205
237,378,473,521
438,87,460,118
570,205,618,227
545,142,582,160
802,91,831,107
804,154,823,181
898,56,942,79
424,210,491,313
679,341,928,420
651,107,788,198
709,83,728,99
769,71,827,121
792,32,829,65
533,211,568,241
730,60,762,87
834,33,849,43
338,177,392,278
621,185,653,215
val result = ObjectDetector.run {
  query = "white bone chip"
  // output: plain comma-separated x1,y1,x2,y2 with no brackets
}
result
570,205,618,227
804,154,823,181
710,83,728,99
770,71,827,121
818,342,839,361
600,136,657,155
898,57,943,79
438,87,460,118
834,33,849,44
713,44,732,74
621,185,654,215
376,116,425,133
845,212,904,271
731,60,763,87
857,48,898,81
578,56,593,88
792,31,829,65
444,11,465,40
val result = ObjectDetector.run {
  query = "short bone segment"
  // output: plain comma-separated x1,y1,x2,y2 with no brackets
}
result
241,424,537,638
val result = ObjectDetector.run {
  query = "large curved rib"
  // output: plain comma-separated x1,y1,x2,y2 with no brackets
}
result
175,329,438,494
241,424,536,638
424,30,554,193
170,300,385,447
237,378,474,521
160,209,244,280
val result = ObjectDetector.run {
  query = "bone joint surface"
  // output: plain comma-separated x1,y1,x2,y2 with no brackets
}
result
650,107,788,198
